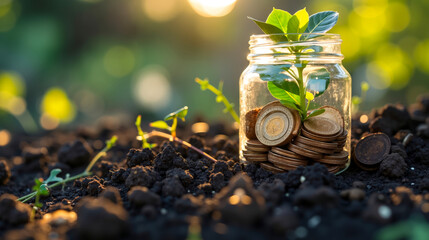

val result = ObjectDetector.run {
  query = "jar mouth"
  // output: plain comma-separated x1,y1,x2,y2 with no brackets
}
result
249,33,341,46
248,33,343,63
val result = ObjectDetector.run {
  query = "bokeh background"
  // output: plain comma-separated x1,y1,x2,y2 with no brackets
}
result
0,0,428,138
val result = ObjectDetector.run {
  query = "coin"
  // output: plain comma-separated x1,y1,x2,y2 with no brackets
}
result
301,128,341,142
242,150,267,156
245,145,270,152
246,139,266,147
319,106,345,129
294,141,336,155
268,151,308,166
316,157,348,165
245,107,261,140
287,143,324,159
303,117,341,137
255,101,300,146
294,135,339,150
324,151,349,160
271,147,308,160
244,156,268,163
354,133,391,171
260,162,287,173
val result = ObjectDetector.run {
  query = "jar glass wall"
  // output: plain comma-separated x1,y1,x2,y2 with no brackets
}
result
239,33,351,174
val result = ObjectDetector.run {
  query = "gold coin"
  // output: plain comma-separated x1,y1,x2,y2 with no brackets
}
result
260,162,287,173
323,151,349,160
294,142,335,155
268,151,308,166
255,101,300,147
301,128,341,142
316,157,348,165
303,117,341,136
319,106,344,129
271,147,308,160
294,135,338,150
287,143,324,159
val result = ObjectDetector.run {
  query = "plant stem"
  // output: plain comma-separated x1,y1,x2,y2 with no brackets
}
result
145,130,217,162
297,65,306,120
196,79,240,124
171,118,177,139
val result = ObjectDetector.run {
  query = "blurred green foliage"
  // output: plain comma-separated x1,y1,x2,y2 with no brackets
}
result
0,0,428,132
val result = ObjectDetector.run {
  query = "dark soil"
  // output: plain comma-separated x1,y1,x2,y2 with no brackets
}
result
1,96,429,240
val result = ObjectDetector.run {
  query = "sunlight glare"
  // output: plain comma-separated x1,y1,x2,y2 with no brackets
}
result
187,0,237,17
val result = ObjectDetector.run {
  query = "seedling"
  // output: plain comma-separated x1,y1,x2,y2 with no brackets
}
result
135,115,156,149
352,81,370,114
18,136,117,203
250,8,339,121
145,107,217,162
195,78,240,124
150,106,188,139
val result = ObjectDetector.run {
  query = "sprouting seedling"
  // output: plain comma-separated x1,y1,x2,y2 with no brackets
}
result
30,168,64,221
135,115,156,149
249,8,339,121
195,78,240,124
376,214,429,240
150,106,188,139
352,81,370,114
18,136,117,203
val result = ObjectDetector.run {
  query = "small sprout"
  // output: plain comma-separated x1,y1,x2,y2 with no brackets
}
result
62,173,70,191
150,106,188,139
135,115,156,149
18,135,118,203
195,78,240,124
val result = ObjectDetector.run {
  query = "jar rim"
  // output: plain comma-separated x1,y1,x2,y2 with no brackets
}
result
250,33,341,43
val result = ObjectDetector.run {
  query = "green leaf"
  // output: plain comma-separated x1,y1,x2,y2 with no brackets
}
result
248,17,288,42
39,184,50,196
307,109,325,119
287,8,309,41
267,81,300,105
164,106,188,121
143,142,157,149
150,120,171,131
255,64,295,86
272,79,299,95
279,100,302,113
195,78,209,91
33,178,43,191
304,11,339,39
44,169,63,184
305,92,314,101
266,8,292,33
306,68,330,97
135,115,141,127
106,135,117,149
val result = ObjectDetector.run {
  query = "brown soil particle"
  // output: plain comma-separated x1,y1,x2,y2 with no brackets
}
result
161,176,186,197
154,144,188,172
379,153,408,178
125,166,160,188
87,179,104,196
58,139,93,167
128,186,161,208
75,197,128,240
0,159,11,185
294,186,339,207
21,147,49,172
0,194,31,225
126,148,155,168
166,168,194,187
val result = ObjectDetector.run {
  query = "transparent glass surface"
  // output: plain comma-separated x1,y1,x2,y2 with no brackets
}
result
239,34,352,173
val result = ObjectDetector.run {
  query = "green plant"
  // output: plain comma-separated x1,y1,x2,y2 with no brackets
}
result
144,107,217,162
150,106,188,139
195,78,240,124
376,214,429,240
135,115,156,149
18,136,117,203
250,8,339,121
352,81,370,114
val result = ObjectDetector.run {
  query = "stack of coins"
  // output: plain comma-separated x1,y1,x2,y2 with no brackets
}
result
267,147,308,170
242,140,270,163
285,115,349,174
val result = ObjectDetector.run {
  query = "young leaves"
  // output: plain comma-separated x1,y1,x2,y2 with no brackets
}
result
150,120,171,131
287,8,309,41
266,8,292,33
135,115,156,149
44,169,63,185
250,8,339,42
165,106,188,121
304,11,339,39
267,81,300,105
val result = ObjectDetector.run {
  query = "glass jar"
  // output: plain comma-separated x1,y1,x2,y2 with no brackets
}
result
239,33,351,174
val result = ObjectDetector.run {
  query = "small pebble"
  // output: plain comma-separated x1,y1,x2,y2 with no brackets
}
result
300,176,306,183
411,167,415,171
308,215,321,228
411,183,415,186
378,205,392,219
160,208,167,215
295,226,308,238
